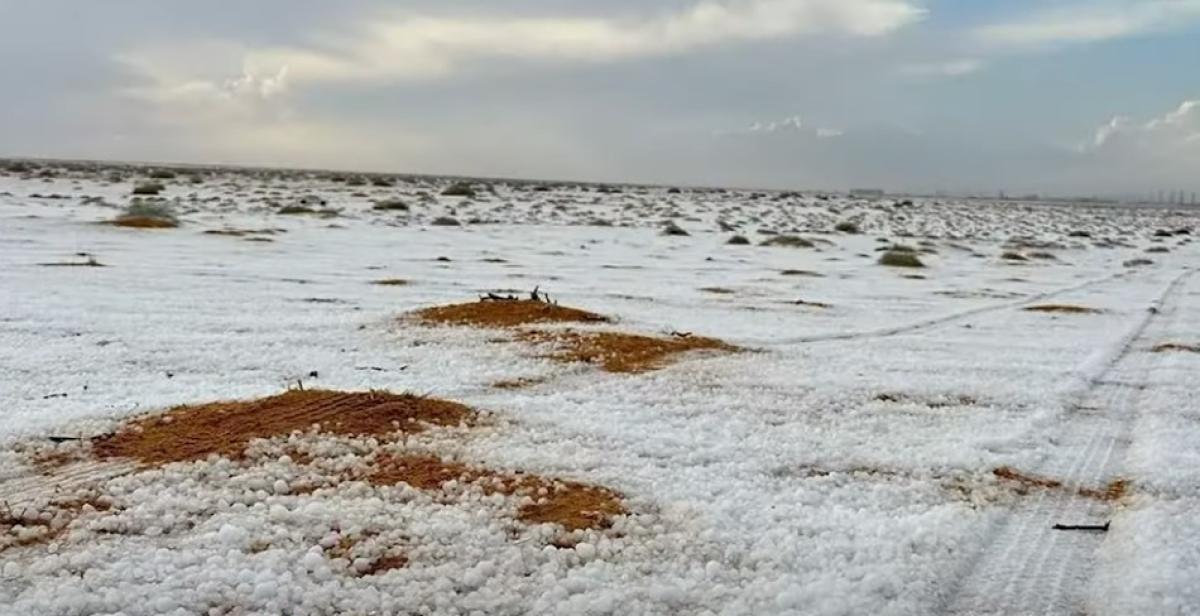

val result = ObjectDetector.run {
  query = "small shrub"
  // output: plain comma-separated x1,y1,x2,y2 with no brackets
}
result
131,182,165,196
878,250,925,268
148,169,176,180
372,199,409,211
109,199,178,228
761,235,814,248
1123,258,1153,267
727,235,750,245
834,221,861,234
431,216,462,226
441,182,476,197
1000,251,1029,261
662,222,690,236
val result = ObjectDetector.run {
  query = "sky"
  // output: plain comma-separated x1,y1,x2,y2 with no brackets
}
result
1,0,1198,197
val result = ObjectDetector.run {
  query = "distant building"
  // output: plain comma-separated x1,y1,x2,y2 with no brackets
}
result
849,188,885,199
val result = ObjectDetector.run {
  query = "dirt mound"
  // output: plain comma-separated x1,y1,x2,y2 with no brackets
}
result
1023,304,1100,314
370,454,626,531
519,330,736,374
93,390,475,465
413,300,609,328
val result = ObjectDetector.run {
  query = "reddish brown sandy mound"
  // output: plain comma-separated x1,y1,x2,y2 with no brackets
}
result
93,390,475,465
413,300,610,328
106,216,178,229
1023,304,1100,314
371,454,626,531
519,330,737,374
1152,342,1200,353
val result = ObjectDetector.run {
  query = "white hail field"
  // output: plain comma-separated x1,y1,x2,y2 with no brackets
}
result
1,165,1198,615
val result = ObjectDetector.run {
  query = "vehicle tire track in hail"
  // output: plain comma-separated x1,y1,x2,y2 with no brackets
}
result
940,267,1196,616
749,270,1130,347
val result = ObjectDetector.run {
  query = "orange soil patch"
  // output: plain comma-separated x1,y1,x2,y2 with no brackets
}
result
518,330,737,374
106,216,178,229
93,390,475,465
412,300,609,328
358,554,409,576
1152,342,1200,353
373,278,409,286
370,454,626,532
1023,304,1100,314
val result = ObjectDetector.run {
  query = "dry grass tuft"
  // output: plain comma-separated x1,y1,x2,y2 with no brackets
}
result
490,377,548,390
372,278,409,286
1023,304,1101,314
93,390,476,465
994,467,1129,501
993,466,1062,490
412,300,609,328
518,330,736,374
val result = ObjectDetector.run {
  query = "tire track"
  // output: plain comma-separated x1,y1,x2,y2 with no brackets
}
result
745,271,1130,347
940,268,1195,615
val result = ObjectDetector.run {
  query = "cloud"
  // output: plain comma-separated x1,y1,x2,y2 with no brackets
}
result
899,58,983,78
1084,99,1200,151
974,1,1200,49
152,0,927,85
715,114,843,138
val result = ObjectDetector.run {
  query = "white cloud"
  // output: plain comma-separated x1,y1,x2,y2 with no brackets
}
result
139,0,926,85
899,58,983,78
975,1,1200,49
1084,99,1200,151
716,114,845,138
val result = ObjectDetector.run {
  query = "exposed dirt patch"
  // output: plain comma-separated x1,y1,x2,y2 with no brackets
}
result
93,390,476,465
518,330,737,374
106,216,178,229
791,299,832,309
1,493,115,554
372,279,409,286
1152,342,1200,353
358,554,410,576
369,454,626,532
1079,479,1129,502
700,287,736,295
413,300,609,328
993,466,1128,501
1023,304,1101,314
491,376,548,390
993,466,1062,490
